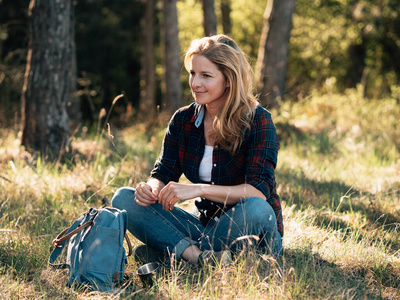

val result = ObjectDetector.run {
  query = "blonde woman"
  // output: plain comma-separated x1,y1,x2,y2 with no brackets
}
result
112,35,283,266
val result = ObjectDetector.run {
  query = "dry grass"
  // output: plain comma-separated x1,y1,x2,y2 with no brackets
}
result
0,90,399,299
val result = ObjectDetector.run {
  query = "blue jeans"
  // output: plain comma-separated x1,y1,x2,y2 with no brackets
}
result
111,187,282,261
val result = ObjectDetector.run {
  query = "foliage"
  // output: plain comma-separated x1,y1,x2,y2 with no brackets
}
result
75,0,144,120
0,91,399,298
289,0,400,98
177,0,266,60
177,0,267,103
1,0,399,125
0,0,29,127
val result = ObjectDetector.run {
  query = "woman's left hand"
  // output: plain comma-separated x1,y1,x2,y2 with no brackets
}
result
158,182,199,211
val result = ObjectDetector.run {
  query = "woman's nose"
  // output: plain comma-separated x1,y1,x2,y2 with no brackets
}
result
191,75,201,88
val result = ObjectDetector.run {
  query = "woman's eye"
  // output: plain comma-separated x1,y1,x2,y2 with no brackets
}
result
203,74,211,78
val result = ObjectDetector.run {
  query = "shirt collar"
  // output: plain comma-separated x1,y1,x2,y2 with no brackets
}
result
193,105,205,128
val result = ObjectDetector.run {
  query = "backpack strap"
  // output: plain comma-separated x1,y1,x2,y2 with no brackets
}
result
49,219,94,269
125,233,133,256
52,221,94,248
49,208,133,270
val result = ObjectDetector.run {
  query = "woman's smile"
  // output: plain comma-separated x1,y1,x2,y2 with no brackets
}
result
189,54,229,109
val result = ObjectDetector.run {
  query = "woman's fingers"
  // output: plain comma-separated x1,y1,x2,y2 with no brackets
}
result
158,182,198,211
161,193,171,210
142,184,157,200
168,196,177,210
135,182,157,206
159,183,180,211
158,184,171,210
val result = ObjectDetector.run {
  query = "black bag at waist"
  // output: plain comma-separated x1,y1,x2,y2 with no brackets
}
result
195,198,235,227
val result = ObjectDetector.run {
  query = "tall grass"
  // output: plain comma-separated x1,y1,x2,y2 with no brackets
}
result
0,89,399,299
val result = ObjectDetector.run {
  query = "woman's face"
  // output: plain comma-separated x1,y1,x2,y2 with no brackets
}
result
188,54,229,109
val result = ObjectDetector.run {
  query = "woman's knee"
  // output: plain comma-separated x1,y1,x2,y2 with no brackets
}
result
240,197,277,229
242,198,281,254
111,187,136,209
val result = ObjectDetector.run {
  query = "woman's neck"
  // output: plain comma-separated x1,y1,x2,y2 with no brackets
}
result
203,109,217,146
204,104,219,120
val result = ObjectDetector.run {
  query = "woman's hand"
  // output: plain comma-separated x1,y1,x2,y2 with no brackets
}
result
158,182,200,211
135,182,159,207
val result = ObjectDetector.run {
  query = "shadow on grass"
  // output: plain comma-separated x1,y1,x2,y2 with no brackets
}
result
282,247,399,299
0,242,42,280
1,239,398,299
134,247,399,299
277,164,359,208
278,166,400,251
276,121,338,156
314,211,400,252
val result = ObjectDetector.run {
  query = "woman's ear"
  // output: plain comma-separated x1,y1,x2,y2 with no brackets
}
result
226,80,230,88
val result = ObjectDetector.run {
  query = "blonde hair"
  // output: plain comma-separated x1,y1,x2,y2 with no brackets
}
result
184,35,257,154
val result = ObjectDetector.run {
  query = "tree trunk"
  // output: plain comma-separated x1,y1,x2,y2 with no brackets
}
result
139,0,156,120
21,0,73,155
256,0,297,108
67,6,80,129
202,0,217,36
220,0,231,35
162,0,182,115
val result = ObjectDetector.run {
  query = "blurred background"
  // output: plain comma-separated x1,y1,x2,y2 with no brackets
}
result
0,0,399,133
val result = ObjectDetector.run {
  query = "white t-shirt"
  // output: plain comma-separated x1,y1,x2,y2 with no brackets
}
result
199,145,213,182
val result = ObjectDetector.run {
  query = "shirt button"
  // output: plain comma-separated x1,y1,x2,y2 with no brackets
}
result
215,145,218,149
211,182,215,185
213,163,217,167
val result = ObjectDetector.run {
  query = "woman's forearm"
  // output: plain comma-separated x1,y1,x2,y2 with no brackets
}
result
157,181,266,210
198,183,266,205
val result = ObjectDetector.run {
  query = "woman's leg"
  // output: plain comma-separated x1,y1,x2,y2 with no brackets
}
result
111,187,206,260
201,197,283,256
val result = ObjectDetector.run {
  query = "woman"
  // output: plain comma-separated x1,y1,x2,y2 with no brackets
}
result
112,35,283,266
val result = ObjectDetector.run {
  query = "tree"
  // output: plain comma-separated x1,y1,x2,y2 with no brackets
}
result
21,0,74,155
220,0,231,35
74,0,143,122
256,0,297,108
162,0,182,115
67,9,80,127
202,0,217,36
139,0,156,120
0,0,30,127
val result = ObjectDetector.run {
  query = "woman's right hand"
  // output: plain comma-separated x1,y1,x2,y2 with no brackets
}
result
134,182,158,207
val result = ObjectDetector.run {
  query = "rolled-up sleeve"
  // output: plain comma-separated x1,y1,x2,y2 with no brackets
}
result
245,109,280,199
245,108,283,236
150,112,183,184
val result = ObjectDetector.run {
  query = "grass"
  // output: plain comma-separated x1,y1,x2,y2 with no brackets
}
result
0,89,399,299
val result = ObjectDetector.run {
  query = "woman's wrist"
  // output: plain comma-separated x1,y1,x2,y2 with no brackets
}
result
147,178,165,193
198,183,208,199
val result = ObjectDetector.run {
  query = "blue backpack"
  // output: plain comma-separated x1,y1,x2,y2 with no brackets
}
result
49,207,132,291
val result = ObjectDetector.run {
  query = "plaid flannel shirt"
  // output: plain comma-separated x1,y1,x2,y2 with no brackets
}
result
150,102,283,237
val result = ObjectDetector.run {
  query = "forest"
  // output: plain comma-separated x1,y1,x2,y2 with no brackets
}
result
1,0,399,131
0,0,399,299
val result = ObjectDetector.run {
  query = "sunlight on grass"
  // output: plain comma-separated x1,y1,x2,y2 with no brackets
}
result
0,90,399,299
